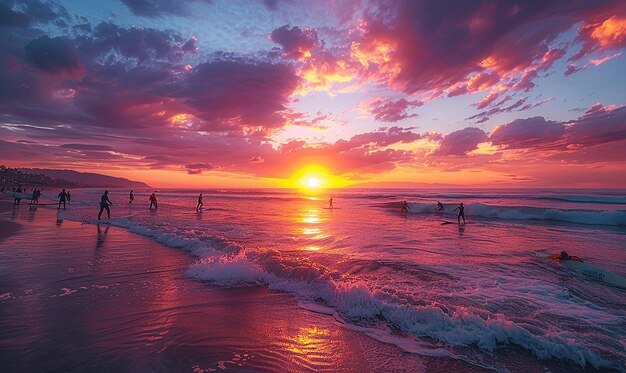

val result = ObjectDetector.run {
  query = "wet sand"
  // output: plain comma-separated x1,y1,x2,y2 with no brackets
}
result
0,201,21,243
0,205,489,372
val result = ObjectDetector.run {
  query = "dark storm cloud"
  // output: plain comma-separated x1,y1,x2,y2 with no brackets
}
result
120,0,213,18
24,36,82,73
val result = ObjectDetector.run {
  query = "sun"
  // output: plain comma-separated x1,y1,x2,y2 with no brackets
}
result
305,177,320,188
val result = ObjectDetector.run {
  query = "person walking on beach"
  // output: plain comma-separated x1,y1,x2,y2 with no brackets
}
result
453,203,465,224
196,193,203,211
14,185,22,205
129,190,134,204
401,200,408,213
437,201,444,211
58,189,68,210
98,190,113,220
329,196,333,209
67,190,71,203
31,188,40,205
149,192,158,210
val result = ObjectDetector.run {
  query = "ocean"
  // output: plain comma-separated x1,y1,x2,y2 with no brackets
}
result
14,188,626,371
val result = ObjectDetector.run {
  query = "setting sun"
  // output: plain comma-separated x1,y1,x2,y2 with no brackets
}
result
305,177,320,188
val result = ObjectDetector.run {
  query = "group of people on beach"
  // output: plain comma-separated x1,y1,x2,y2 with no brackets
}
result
2,185,44,206
32,189,468,224
97,190,159,219
400,200,466,223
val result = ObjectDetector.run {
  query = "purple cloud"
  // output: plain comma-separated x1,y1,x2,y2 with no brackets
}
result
433,127,488,156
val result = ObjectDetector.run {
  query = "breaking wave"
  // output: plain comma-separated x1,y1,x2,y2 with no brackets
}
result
66,214,624,371
407,202,626,226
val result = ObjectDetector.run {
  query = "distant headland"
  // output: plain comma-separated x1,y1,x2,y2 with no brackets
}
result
0,165,150,189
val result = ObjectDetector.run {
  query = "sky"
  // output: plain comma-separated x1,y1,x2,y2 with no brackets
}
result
1,0,625,188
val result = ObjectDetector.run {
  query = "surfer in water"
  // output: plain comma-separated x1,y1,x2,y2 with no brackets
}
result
437,201,444,211
329,196,333,209
453,202,465,224
98,190,113,220
149,192,158,210
401,200,408,213
58,189,68,210
129,190,134,204
549,251,583,262
196,193,203,211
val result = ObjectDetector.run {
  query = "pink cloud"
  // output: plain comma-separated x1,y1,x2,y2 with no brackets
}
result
537,48,566,71
476,91,501,109
513,69,538,92
362,97,423,122
490,117,565,149
573,9,626,61
433,127,488,156
467,71,500,92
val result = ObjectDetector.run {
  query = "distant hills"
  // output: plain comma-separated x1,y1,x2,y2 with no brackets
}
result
20,168,150,188
0,166,150,189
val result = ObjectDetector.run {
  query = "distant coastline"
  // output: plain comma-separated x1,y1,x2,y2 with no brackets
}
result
0,165,150,189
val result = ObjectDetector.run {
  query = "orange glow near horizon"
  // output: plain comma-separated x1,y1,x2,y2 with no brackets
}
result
285,165,352,192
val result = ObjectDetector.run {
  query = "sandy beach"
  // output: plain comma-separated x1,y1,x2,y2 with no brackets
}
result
0,202,493,372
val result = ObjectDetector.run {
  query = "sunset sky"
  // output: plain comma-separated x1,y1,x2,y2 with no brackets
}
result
1,0,625,188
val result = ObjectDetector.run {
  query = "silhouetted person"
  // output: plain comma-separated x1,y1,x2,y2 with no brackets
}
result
58,189,68,210
329,196,333,208
196,193,203,211
15,185,22,205
549,251,583,262
149,192,158,210
437,201,444,211
66,190,71,203
129,190,134,204
453,203,465,224
401,200,408,213
98,190,112,220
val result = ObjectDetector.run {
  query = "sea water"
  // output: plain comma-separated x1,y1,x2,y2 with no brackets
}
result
55,188,626,371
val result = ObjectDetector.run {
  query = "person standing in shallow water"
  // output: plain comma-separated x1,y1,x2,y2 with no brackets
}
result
15,185,23,205
196,193,203,211
98,190,112,220
149,192,158,210
58,189,68,210
329,196,333,208
401,200,408,213
129,190,134,204
453,202,465,224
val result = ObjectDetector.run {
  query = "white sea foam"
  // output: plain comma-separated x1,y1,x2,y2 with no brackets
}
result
70,212,625,371
185,251,620,370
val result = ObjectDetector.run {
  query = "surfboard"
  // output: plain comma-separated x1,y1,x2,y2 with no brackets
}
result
2,191,34,199
537,252,626,289
441,221,456,225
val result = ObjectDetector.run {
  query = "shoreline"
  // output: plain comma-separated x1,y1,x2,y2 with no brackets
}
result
0,203,489,372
